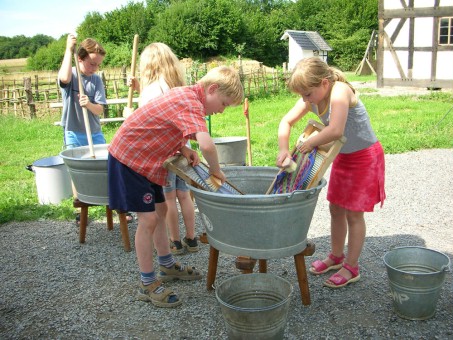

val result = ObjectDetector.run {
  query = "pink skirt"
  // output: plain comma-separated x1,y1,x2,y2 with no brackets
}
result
327,141,386,212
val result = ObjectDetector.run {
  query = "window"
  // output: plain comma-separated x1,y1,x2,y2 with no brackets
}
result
439,17,453,45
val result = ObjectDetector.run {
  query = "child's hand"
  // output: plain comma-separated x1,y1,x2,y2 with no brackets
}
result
127,76,139,92
276,150,291,167
297,140,314,154
78,94,89,108
209,169,226,184
66,34,76,52
181,147,200,166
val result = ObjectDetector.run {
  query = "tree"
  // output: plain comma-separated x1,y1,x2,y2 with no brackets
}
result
149,0,245,59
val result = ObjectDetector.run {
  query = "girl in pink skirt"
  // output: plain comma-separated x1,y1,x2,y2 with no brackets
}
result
277,57,386,288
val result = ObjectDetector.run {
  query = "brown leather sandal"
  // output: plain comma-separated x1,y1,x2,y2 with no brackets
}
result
137,281,182,308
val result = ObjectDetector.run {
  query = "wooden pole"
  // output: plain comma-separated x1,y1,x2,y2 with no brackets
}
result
74,51,95,158
123,34,139,118
243,98,252,166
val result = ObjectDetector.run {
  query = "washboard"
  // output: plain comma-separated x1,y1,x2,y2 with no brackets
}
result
268,120,346,194
163,155,243,195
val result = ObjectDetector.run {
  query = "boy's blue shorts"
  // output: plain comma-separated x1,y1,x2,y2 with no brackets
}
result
108,154,165,213
64,130,106,149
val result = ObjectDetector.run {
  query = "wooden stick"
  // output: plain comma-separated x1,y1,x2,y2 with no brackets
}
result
243,98,252,166
74,50,95,158
123,34,139,118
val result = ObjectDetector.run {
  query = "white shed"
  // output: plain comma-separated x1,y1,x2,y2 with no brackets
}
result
280,30,332,70
377,0,453,88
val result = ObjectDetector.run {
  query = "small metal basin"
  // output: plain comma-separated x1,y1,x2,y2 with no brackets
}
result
60,144,109,205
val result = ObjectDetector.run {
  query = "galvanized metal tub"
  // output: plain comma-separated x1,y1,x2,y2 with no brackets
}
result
383,246,450,320
189,166,326,259
216,273,293,340
213,137,247,166
59,144,109,205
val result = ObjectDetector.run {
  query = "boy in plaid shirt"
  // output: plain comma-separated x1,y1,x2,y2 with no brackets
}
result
108,66,243,307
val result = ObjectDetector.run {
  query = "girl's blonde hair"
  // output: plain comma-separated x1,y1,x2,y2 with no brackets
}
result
139,43,186,89
197,66,244,106
287,57,355,93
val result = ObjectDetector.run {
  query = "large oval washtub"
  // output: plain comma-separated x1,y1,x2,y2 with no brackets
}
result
189,166,326,259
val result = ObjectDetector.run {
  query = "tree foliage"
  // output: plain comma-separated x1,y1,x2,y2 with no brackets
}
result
0,34,54,59
1,0,378,71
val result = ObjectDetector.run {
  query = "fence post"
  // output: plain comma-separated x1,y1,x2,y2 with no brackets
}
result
24,77,36,118
34,75,39,100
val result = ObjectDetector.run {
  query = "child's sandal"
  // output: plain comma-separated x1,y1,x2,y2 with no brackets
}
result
323,263,361,288
157,262,202,282
309,252,345,275
137,280,182,308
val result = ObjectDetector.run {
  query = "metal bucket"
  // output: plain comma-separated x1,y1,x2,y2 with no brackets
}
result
213,137,247,166
216,273,293,340
189,166,326,259
26,156,72,205
383,246,451,320
59,144,109,205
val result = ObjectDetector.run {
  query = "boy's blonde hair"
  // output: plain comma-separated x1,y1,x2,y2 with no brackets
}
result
287,57,355,93
78,38,106,60
139,42,186,89
198,66,244,106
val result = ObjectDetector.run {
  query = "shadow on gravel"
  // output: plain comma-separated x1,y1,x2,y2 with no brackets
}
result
282,234,453,339
1,220,452,339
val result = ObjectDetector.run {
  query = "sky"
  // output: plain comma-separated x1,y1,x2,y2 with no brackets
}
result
0,0,144,39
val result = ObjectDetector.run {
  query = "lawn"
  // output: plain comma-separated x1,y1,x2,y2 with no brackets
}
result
1,89,452,224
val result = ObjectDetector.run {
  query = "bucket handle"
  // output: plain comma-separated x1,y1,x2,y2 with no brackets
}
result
25,165,34,172
285,188,318,200
440,264,450,272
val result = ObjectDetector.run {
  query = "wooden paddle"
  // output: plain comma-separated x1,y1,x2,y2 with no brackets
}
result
123,34,139,118
74,50,95,159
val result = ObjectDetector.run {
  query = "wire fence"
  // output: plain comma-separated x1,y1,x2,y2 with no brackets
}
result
0,60,290,119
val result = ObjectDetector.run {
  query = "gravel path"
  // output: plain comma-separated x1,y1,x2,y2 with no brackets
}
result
1,149,452,339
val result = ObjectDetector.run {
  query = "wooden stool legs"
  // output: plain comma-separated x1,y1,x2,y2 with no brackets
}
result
117,212,131,252
206,242,315,305
206,246,219,290
74,199,131,252
294,242,315,305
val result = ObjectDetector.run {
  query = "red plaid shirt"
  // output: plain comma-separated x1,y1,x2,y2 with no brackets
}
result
109,84,208,186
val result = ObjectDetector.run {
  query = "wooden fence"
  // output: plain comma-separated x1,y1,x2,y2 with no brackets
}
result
0,62,290,118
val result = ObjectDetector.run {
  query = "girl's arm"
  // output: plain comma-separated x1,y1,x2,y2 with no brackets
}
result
276,98,310,166
298,82,351,153
58,34,76,84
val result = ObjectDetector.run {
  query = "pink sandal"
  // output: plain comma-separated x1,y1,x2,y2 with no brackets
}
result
323,263,360,288
309,253,345,275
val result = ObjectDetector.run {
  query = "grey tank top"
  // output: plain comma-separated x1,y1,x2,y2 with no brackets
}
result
312,94,377,154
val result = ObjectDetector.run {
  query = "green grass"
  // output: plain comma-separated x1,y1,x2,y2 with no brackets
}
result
1,89,452,224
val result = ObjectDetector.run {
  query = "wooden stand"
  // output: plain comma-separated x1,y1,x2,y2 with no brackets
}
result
206,242,316,305
73,199,131,252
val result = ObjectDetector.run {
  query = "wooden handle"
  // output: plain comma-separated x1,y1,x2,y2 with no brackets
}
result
127,34,139,108
244,98,252,166
74,51,95,158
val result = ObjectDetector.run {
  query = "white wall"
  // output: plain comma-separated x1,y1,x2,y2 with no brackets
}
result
382,1,453,82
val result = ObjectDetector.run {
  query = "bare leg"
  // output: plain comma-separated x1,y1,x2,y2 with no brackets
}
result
135,211,159,273
164,191,180,242
311,203,347,268
153,202,171,256
328,209,366,281
176,190,196,239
